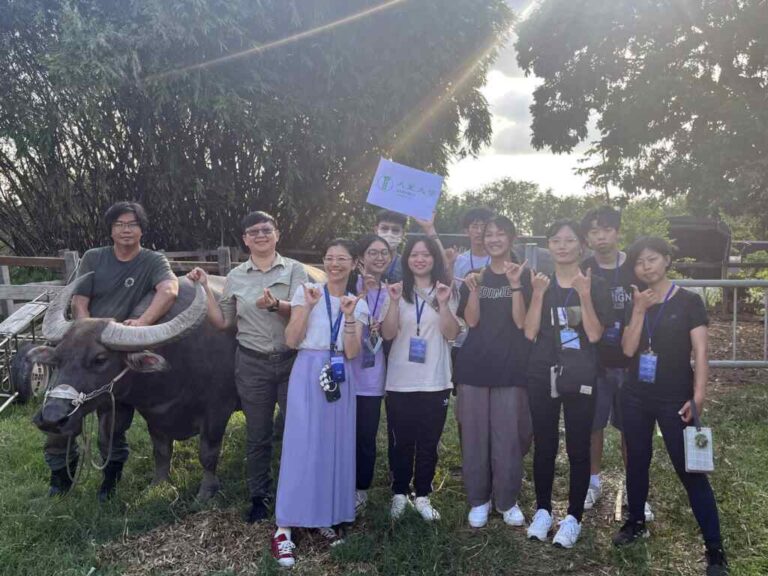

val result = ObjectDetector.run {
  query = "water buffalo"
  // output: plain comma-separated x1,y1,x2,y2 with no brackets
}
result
30,273,239,501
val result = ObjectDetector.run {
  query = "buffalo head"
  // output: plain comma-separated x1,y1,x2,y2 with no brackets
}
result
31,274,206,436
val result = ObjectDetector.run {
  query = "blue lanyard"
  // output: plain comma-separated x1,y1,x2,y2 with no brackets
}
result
366,282,383,321
324,285,344,353
644,283,676,350
414,285,435,337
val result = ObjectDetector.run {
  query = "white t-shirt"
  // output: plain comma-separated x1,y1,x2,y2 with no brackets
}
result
290,283,369,351
385,288,457,392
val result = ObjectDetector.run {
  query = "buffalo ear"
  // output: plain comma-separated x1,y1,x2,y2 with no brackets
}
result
125,351,171,373
27,346,57,365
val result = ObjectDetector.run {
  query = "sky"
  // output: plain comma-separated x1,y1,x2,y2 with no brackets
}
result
444,1,592,197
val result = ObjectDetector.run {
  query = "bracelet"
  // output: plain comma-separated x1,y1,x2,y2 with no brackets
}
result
267,299,281,312
509,287,522,292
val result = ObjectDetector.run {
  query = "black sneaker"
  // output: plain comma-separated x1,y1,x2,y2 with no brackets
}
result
246,497,269,524
612,520,649,546
706,546,729,576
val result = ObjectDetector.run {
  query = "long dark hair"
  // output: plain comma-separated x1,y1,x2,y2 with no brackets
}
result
401,236,448,304
351,234,391,296
324,238,359,294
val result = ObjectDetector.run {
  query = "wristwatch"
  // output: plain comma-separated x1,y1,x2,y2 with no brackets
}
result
267,299,281,313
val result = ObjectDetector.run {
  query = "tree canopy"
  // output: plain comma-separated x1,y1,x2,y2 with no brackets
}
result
515,0,768,229
0,0,512,254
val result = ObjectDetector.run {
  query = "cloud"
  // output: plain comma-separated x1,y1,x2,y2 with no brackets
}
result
491,122,535,155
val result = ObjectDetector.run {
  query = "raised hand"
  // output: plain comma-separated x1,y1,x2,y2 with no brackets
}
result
572,267,592,297
362,273,379,294
415,211,437,236
186,267,208,287
444,246,458,272
504,259,528,288
464,272,480,293
631,285,659,313
387,281,403,302
302,283,322,307
340,295,360,318
531,270,551,295
255,288,278,310
435,281,452,305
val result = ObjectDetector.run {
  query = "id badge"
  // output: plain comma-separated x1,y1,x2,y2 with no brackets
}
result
602,322,621,346
361,346,376,369
611,286,627,310
560,328,580,350
409,337,427,364
638,352,657,383
330,352,346,383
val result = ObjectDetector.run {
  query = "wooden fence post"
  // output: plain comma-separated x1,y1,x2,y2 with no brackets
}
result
217,247,231,276
62,250,80,284
0,265,14,317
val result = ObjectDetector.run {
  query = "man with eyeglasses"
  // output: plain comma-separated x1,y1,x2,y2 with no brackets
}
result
188,210,308,523
46,201,179,499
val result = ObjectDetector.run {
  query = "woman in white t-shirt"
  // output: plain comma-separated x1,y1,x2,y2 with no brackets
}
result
381,236,460,522
270,239,369,568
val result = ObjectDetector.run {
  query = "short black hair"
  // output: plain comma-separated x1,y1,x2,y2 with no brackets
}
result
104,202,149,234
581,205,621,235
461,207,494,229
546,219,586,244
375,209,408,228
241,211,277,232
626,236,676,269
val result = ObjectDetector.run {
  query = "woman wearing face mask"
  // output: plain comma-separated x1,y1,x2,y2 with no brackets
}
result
454,215,533,529
271,239,369,568
523,220,613,548
381,237,460,522
350,235,392,513
613,237,727,576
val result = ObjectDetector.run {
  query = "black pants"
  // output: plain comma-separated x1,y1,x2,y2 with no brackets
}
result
528,374,595,522
44,401,134,471
356,395,382,490
235,346,293,499
621,388,722,547
386,389,450,497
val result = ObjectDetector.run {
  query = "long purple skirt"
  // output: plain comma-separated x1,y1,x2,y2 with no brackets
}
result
275,349,356,528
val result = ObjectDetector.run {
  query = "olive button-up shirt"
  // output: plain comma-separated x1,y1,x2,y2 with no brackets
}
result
219,254,308,353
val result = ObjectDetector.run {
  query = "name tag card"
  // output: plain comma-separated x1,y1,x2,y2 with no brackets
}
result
603,322,621,346
560,328,581,350
638,352,657,383
409,337,427,363
330,352,346,383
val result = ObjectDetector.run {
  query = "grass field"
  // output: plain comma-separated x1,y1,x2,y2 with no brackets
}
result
1,373,767,576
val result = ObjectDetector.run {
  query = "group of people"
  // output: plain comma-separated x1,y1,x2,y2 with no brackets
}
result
41,201,728,575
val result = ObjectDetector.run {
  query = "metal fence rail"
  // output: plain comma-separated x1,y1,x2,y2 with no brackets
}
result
675,279,768,368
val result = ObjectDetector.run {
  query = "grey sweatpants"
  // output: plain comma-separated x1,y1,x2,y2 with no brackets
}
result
456,384,532,511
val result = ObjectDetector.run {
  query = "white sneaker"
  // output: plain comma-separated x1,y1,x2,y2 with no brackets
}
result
414,496,441,521
498,504,525,527
355,490,368,515
584,484,601,510
390,494,409,519
552,514,582,549
526,509,553,541
468,501,491,528
644,501,655,522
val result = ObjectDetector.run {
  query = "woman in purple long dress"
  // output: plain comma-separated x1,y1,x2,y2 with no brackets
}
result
270,239,369,569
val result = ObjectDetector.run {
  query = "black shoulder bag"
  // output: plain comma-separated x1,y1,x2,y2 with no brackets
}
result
549,285,597,397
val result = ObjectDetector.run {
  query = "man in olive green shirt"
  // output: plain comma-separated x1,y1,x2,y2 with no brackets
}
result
188,210,307,523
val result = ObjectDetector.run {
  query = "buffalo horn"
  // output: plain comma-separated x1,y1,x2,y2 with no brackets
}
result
41,273,93,342
99,282,207,351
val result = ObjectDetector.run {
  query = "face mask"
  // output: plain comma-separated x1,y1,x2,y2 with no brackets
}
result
379,232,403,250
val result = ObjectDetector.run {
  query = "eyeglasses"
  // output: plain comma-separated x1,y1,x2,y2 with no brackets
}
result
245,227,275,237
377,225,403,234
323,256,353,264
112,221,140,230
468,222,486,231
365,249,390,259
